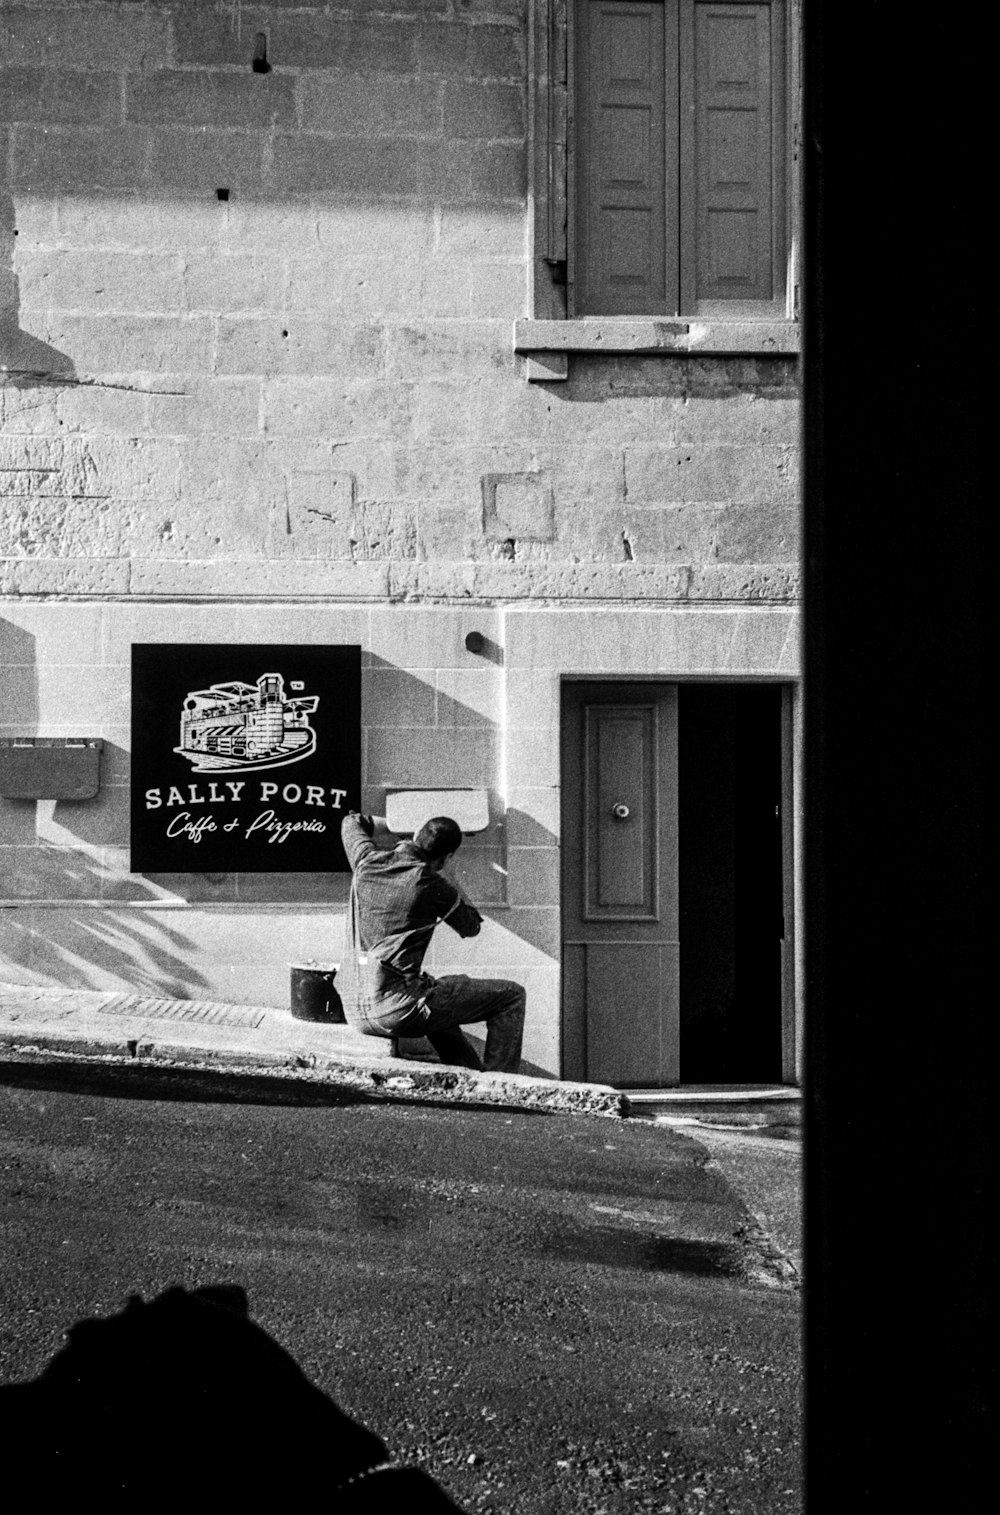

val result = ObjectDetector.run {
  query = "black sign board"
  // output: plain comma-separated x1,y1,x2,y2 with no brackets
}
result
130,644,361,873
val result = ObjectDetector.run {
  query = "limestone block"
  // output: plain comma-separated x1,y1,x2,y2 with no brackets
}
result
412,383,476,443
362,668,437,728
505,845,560,908
42,314,215,374
234,873,351,906
126,70,296,129
553,503,624,559
0,845,104,900
0,67,120,125
18,250,182,314
712,504,801,562
504,605,800,676
624,444,799,504
215,318,386,379
266,15,419,72
33,662,129,728
434,668,503,727
368,607,501,669
468,24,526,80
278,258,346,316
183,255,280,316
85,437,183,501
0,496,123,558
536,444,626,505
444,82,526,140
37,793,128,851
10,126,151,192
0,798,36,845
506,729,561,788
354,501,418,560
148,129,265,193
437,206,524,261
366,727,499,788
298,75,443,136
144,377,262,438
1,7,170,69
263,377,416,441
268,474,357,560
455,854,508,908
469,262,526,318
55,196,222,255
415,19,471,74
455,0,527,17
386,561,477,599
674,395,801,447
621,505,720,564
482,472,554,541
123,559,392,600
686,565,800,601
0,602,103,665
387,319,509,381
128,499,269,561
470,561,694,601
417,505,483,562
0,558,130,597
504,788,561,847
447,141,526,202
314,205,436,261
0,384,61,435
267,135,437,199
504,670,559,730
101,606,364,665
431,907,560,966
395,445,508,501
56,380,153,438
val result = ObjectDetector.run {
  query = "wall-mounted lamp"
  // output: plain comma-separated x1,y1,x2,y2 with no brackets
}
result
252,33,272,73
464,632,486,655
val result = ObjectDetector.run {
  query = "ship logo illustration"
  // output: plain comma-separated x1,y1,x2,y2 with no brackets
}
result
175,673,319,772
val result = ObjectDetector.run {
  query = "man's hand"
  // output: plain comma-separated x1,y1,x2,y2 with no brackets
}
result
349,811,375,838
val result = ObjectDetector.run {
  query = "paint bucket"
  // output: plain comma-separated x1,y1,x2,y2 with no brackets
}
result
289,962,345,1023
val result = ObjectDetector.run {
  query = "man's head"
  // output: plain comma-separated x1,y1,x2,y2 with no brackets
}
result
413,815,463,869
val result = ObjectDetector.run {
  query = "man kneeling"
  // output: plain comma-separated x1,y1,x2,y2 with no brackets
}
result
337,811,525,1074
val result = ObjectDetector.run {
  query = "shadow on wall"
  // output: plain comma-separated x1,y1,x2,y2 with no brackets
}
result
0,188,75,381
1,650,557,998
550,353,800,403
0,845,213,997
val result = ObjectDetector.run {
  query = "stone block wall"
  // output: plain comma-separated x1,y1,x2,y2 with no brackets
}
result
2,2,802,1074
2,0,800,603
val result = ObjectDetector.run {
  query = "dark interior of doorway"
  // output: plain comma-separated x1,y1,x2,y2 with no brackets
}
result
678,684,784,1083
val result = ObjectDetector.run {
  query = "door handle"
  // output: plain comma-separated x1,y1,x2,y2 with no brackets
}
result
611,803,631,820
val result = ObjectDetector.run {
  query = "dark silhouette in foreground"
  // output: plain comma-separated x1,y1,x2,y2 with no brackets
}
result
0,1284,464,1510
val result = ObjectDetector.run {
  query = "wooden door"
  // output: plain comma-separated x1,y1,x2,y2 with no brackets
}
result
561,683,680,1086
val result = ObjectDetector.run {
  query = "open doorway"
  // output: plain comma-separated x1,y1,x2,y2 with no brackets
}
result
561,680,792,1087
678,684,784,1083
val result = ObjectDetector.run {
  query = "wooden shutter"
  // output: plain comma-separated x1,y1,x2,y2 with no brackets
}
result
680,0,775,308
574,0,677,314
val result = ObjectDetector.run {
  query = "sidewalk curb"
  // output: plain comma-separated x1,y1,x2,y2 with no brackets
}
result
0,1025,628,1120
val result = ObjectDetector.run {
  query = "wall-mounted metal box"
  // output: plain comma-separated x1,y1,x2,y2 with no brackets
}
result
0,738,104,800
385,788,490,836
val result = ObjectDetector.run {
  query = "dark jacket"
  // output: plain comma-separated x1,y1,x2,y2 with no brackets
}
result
338,813,482,1023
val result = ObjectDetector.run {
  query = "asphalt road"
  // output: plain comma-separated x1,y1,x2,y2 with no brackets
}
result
0,1060,801,1513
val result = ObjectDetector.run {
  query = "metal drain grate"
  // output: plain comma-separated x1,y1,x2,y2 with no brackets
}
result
98,996,266,1029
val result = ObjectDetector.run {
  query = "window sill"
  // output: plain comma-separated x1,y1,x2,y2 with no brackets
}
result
514,318,800,380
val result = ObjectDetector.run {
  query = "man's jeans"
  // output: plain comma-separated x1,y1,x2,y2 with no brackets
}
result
359,975,526,1075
